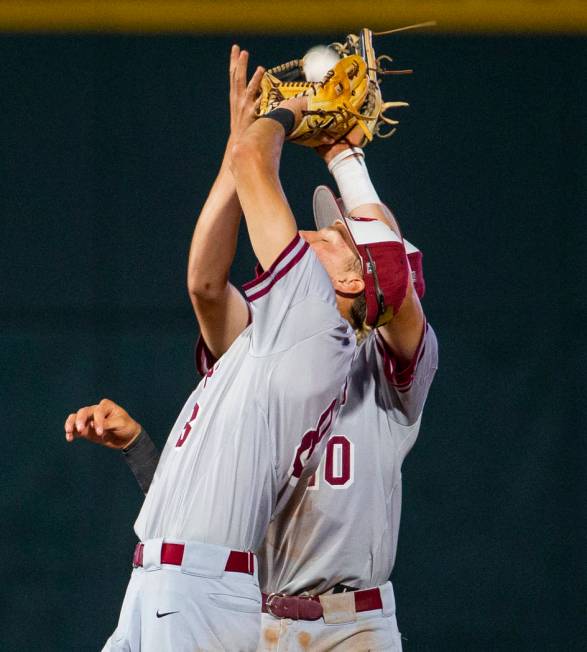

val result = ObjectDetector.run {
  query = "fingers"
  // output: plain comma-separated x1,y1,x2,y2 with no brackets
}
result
64,404,96,442
75,405,94,434
230,45,262,101
92,404,108,437
229,43,240,79
64,398,116,442
229,45,264,135
247,65,265,100
235,48,249,95
64,413,77,442
95,398,123,436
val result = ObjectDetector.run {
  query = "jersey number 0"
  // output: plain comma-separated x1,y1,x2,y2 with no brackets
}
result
308,435,354,489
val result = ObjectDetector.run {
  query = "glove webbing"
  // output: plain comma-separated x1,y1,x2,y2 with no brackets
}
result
267,59,304,82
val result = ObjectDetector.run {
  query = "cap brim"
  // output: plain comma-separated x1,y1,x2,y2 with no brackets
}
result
341,216,402,247
313,185,344,230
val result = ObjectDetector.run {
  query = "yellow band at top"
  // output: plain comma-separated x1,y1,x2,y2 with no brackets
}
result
0,1,586,35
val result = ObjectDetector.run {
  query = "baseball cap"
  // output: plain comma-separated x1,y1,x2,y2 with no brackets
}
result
313,185,410,327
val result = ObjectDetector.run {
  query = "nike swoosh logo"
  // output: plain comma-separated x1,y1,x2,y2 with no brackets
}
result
156,610,179,618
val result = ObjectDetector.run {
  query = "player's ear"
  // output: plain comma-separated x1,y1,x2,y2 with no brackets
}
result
333,276,364,296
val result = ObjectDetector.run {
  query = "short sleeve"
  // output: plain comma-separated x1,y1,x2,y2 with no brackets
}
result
374,323,438,426
195,336,218,376
194,307,251,376
242,234,339,356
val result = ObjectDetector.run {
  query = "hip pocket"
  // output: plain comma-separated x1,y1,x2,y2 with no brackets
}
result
208,592,261,613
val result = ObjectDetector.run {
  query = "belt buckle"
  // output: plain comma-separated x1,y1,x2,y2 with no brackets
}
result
265,592,286,618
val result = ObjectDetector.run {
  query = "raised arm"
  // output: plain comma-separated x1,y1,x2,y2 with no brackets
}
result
187,46,264,358
352,201,424,363
318,133,425,363
229,89,307,270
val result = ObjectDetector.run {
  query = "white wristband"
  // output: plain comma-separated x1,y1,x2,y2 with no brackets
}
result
327,147,381,213
326,147,364,171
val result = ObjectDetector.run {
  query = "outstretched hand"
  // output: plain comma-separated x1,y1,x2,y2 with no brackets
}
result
229,45,264,141
64,398,141,450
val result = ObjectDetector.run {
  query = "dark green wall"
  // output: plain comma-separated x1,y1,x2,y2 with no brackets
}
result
1,34,585,650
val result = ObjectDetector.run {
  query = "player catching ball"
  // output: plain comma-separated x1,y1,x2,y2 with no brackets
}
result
68,35,438,650
66,46,357,651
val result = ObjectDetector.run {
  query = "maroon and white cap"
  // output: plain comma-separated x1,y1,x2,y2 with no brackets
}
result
313,185,411,327
313,185,426,300
403,239,425,299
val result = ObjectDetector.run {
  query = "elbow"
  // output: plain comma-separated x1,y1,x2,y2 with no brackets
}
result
186,274,204,299
230,138,264,177
187,274,226,304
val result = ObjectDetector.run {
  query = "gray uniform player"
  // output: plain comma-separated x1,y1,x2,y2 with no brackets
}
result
256,191,438,651
194,190,437,651
117,224,436,652
190,126,437,651
109,166,436,652
67,48,437,651
64,48,357,652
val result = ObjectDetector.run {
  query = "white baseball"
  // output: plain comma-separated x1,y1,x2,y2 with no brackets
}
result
303,46,340,82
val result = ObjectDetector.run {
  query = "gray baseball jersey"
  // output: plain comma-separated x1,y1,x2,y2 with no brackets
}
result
259,324,438,595
134,235,355,552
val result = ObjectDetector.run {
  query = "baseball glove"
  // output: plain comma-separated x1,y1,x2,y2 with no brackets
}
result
257,28,412,147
